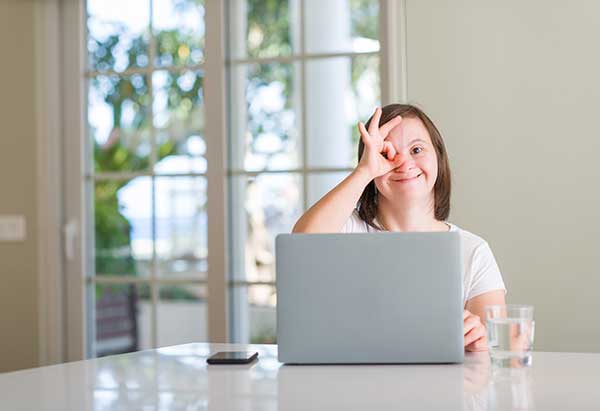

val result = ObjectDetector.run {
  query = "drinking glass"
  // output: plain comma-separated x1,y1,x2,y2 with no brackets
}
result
485,305,535,368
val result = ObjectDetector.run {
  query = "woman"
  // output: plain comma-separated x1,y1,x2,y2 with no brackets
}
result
292,104,506,352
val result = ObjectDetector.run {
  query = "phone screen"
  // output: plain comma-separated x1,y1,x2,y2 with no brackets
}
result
207,351,258,364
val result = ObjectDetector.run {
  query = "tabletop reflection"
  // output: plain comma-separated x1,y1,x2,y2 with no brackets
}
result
85,344,540,411
6,344,600,410
463,352,535,411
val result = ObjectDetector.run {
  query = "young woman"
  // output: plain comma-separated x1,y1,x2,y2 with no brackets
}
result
293,104,506,352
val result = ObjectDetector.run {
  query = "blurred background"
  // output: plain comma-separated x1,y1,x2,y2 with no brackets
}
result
1,0,383,371
1,0,600,373
85,0,379,354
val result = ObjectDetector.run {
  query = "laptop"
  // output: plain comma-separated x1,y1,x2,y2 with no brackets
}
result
275,231,464,364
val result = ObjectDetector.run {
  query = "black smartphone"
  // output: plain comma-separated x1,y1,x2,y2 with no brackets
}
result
206,351,258,365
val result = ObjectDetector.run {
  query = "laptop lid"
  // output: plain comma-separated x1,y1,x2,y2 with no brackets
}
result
276,231,464,364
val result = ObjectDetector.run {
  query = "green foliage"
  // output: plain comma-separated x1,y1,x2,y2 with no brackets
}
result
134,285,200,301
89,34,121,71
91,24,202,276
92,75,153,275
156,29,204,66
96,283,140,302
246,63,294,159
250,326,277,344
90,0,378,295
243,0,380,163
349,1,380,100
159,285,203,301
246,0,291,58
94,180,135,275
350,0,379,40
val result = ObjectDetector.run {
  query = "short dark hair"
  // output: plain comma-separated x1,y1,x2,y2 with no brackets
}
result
357,104,451,230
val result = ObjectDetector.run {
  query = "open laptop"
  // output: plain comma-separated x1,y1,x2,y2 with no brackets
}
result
275,231,464,364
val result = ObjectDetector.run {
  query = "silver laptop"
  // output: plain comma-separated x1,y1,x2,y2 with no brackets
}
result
276,232,464,364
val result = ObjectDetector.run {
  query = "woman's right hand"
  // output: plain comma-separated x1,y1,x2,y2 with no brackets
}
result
356,107,404,179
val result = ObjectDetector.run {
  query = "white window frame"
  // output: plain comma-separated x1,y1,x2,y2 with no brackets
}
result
56,0,229,360
34,0,65,366
38,0,405,362
226,0,406,342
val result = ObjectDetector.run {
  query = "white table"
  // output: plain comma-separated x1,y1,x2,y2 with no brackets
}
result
1,343,599,410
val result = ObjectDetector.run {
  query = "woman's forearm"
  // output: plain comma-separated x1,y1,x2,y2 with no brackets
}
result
292,168,373,233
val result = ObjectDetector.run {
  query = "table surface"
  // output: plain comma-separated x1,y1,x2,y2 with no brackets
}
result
1,343,599,410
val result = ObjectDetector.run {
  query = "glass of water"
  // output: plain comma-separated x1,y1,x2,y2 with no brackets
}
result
485,305,535,368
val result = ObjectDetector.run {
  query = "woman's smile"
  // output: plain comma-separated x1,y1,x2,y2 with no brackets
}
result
390,172,423,183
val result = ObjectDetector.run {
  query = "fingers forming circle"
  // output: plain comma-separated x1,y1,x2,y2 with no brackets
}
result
358,122,370,144
368,107,382,136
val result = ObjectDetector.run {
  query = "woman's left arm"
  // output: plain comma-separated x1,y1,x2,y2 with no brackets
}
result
463,290,506,352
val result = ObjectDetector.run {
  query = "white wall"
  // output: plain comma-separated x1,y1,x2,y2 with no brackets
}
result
0,1,40,372
404,0,600,352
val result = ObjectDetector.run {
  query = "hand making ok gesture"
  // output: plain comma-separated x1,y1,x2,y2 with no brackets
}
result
356,107,404,179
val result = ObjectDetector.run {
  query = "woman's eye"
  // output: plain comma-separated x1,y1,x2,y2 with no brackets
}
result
412,147,423,154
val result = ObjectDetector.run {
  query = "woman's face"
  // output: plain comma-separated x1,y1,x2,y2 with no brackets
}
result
374,116,438,202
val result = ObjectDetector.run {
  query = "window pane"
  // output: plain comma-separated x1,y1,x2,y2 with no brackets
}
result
158,284,207,346
155,176,207,279
95,178,153,277
230,174,302,283
304,0,379,54
230,63,300,171
307,172,352,209
153,70,206,174
228,0,296,60
87,0,150,72
89,75,152,173
153,0,205,67
305,54,380,168
231,285,276,344
95,283,151,356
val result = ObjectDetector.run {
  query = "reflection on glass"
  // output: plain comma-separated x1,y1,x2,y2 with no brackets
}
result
230,63,300,171
228,0,294,60
304,0,379,54
154,176,207,279
158,284,207,347
95,178,152,277
153,0,205,67
87,0,150,71
153,70,206,174
231,173,302,282
306,55,380,168
95,283,150,356
89,74,152,172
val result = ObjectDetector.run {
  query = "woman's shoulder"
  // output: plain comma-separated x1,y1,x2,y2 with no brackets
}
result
446,222,490,252
342,209,379,233
448,222,505,298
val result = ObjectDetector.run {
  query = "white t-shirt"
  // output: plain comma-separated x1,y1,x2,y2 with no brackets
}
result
341,210,506,305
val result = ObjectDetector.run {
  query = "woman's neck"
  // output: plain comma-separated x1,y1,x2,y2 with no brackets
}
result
376,196,448,232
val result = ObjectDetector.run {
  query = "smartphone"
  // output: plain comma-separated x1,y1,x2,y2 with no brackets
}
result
206,351,259,365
